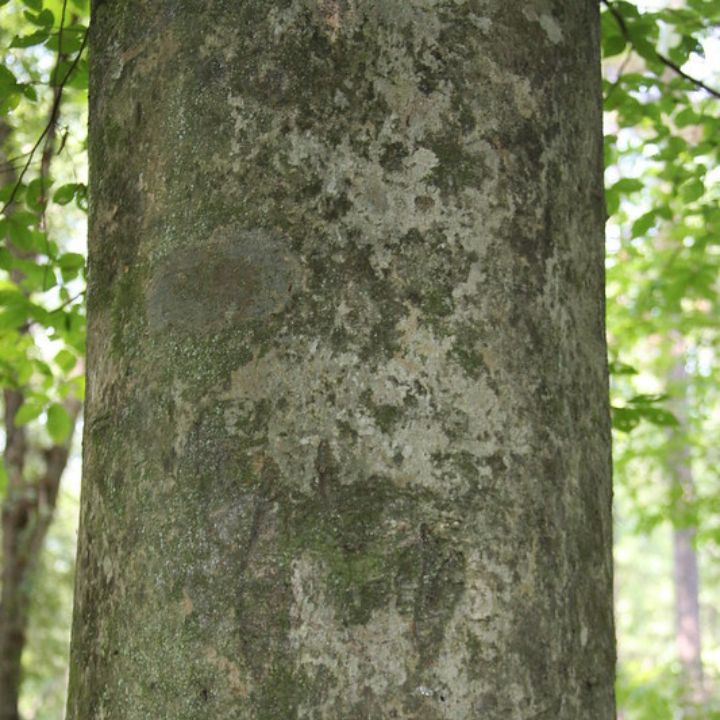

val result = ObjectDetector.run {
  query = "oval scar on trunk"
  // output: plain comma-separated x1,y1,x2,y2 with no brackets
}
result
146,228,299,334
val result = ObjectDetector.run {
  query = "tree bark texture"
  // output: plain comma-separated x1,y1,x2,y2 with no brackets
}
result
68,2,614,718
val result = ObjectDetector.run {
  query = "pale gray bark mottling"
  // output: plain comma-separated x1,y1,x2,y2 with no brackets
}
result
68,1,614,718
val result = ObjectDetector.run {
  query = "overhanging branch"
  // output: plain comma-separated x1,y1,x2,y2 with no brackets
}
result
602,0,720,101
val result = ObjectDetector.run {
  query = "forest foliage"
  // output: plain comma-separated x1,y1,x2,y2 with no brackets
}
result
0,0,718,717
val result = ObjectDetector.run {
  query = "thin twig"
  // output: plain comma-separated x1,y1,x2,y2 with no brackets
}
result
19,291,86,335
39,3,75,293
0,151,36,172
601,0,720,100
48,290,85,315
655,50,720,100
605,48,633,104
0,128,71,174
50,0,69,92
40,0,70,227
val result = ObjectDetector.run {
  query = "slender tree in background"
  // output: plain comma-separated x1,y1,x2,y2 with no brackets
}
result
667,337,704,702
67,2,614,718
0,385,78,720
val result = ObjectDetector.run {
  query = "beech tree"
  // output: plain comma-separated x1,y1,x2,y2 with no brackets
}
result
67,2,614,718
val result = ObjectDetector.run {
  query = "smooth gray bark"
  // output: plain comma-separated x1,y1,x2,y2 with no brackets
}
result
68,2,614,718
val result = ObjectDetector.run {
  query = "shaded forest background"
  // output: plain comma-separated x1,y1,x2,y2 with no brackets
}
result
1,0,719,717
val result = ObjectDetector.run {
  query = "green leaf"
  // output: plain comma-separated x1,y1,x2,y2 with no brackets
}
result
71,374,85,401
6,218,33,252
45,26,87,54
639,407,679,427
0,66,18,94
610,178,645,195
675,107,700,128
75,183,88,211
603,134,618,166
0,181,17,203
34,359,53,379
65,58,89,91
15,400,43,426
11,258,56,293
0,286,29,308
17,366,33,387
656,204,673,221
24,8,54,26
26,177,49,212
53,184,79,205
603,34,627,58
605,178,645,218
21,83,38,101
21,0,43,9
631,211,656,238
615,1,641,19
9,224,47,254
609,360,638,376
611,402,678,432
611,406,641,433
47,403,72,443
605,190,620,219
58,253,85,271
628,393,668,405
10,30,51,48
7,210,37,227
680,178,704,203
54,349,77,373
40,267,57,292
58,253,85,282
0,306,29,332
0,94,21,116
0,250,12,272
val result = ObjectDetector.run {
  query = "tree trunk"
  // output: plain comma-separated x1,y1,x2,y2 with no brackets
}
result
0,387,27,720
0,386,79,720
667,343,704,701
68,2,614,718
674,528,703,692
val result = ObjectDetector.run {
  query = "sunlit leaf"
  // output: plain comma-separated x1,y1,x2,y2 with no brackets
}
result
14,400,43,426
47,403,72,443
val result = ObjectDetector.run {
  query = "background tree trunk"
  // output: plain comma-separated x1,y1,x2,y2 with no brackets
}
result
667,339,704,703
68,2,614,718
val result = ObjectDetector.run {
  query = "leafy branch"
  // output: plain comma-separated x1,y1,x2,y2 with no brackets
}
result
601,0,720,101
1,3,88,215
